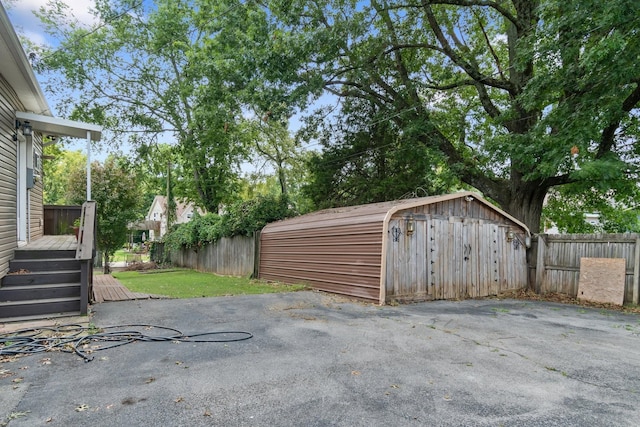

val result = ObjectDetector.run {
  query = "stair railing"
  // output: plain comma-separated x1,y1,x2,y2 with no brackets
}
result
75,201,97,314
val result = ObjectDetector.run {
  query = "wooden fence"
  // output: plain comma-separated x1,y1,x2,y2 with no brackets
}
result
44,205,82,235
154,231,640,305
163,234,256,277
528,234,640,304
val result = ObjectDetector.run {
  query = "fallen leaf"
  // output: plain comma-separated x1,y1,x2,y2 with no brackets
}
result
204,409,212,417
390,384,399,389
46,417,53,423
75,404,89,412
351,370,361,376
174,397,184,403
145,377,155,384
12,377,23,383
41,358,51,365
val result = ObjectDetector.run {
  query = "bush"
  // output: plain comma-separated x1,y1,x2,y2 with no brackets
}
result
162,195,296,250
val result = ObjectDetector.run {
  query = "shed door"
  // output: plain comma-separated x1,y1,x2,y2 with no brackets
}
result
385,217,527,301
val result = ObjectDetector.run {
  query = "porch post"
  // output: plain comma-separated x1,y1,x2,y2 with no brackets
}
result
86,130,91,200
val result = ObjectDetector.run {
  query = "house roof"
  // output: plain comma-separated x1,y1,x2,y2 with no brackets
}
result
146,196,199,220
263,191,531,236
146,195,166,219
1,4,101,141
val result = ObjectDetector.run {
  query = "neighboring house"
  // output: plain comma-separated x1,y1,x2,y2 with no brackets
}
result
544,212,602,234
145,195,204,240
0,4,101,279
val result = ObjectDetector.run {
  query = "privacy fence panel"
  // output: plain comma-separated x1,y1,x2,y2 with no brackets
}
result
44,205,82,235
167,235,256,277
529,234,640,304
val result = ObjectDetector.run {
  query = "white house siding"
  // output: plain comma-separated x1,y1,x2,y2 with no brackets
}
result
0,73,20,277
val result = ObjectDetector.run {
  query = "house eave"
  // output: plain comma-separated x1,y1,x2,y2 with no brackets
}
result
15,111,102,141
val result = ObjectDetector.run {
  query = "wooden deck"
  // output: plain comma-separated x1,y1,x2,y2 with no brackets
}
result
18,236,159,303
22,235,77,250
92,274,159,303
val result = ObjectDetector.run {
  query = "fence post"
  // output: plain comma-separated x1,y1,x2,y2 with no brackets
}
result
252,230,261,279
535,234,546,294
634,236,640,305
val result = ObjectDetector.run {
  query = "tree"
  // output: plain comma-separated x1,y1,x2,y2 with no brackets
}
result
543,185,640,233
302,98,458,208
66,156,141,273
34,0,250,212
243,0,640,232
32,0,640,232
42,145,86,205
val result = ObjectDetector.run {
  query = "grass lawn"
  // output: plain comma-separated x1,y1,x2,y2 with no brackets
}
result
112,269,307,298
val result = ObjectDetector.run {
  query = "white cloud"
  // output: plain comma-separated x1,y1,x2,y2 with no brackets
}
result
11,0,97,27
23,28,48,46
6,0,98,47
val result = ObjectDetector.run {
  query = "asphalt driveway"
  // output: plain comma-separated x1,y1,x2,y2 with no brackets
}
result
2,291,640,426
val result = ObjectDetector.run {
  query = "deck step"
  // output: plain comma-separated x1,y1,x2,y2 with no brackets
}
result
9,258,81,273
2,270,81,286
0,283,81,302
13,249,76,260
0,311,83,324
0,297,81,319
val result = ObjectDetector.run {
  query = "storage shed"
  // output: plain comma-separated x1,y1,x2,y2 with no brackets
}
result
259,192,531,304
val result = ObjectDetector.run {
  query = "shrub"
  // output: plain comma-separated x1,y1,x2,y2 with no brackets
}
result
162,195,296,250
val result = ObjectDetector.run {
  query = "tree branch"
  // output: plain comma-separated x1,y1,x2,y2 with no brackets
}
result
421,0,515,94
424,0,519,29
597,82,640,158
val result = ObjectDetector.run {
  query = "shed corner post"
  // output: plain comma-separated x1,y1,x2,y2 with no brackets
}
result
535,234,546,294
252,230,261,279
633,236,640,305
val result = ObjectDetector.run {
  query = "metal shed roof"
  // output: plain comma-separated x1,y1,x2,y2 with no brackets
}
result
263,191,530,236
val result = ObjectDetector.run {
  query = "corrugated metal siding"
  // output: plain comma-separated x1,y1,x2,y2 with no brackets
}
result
0,74,19,277
260,222,384,301
260,193,530,304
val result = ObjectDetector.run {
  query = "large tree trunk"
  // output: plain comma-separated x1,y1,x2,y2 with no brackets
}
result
504,184,549,234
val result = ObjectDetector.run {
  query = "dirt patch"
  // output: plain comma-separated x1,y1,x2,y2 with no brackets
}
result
495,289,640,314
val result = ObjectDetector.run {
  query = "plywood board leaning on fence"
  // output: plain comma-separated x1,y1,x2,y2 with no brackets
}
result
577,257,626,305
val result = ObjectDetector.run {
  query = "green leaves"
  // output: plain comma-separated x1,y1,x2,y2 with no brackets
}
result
31,0,640,232
163,194,295,251
66,155,141,262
